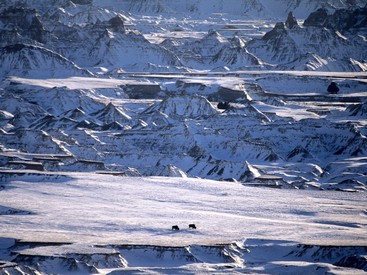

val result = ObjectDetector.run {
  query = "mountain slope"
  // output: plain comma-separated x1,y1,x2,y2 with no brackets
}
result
246,19,367,71
0,44,92,78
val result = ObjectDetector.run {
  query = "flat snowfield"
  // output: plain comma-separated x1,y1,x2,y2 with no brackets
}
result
0,173,366,246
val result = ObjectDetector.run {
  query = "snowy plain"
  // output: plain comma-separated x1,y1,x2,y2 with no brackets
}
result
1,172,367,274
1,172,366,246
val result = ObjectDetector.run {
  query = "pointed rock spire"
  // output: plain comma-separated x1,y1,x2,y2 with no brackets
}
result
285,11,298,29
29,15,45,42
108,15,125,33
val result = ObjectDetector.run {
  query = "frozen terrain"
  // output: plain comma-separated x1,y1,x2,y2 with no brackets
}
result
0,173,366,274
2,71,367,192
0,0,367,274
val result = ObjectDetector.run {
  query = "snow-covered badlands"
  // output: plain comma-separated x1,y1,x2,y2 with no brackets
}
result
1,0,367,273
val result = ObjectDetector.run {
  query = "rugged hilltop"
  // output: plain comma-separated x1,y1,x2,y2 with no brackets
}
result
0,1,366,192
0,1,366,74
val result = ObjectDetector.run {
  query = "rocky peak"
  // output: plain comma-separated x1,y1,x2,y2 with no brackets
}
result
230,35,246,48
0,6,47,44
62,107,87,121
91,102,132,125
205,29,228,43
285,11,298,29
303,6,367,33
326,5,367,33
87,14,126,34
29,15,44,30
108,15,125,33
28,15,45,42
144,94,218,119
0,6,37,29
303,8,328,27
0,43,91,78
274,22,285,30
262,22,286,40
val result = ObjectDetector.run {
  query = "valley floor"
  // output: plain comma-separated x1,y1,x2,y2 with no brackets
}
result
0,172,366,273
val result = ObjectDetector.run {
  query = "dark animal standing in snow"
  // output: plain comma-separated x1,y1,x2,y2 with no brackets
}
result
189,224,196,229
327,82,340,94
172,225,179,230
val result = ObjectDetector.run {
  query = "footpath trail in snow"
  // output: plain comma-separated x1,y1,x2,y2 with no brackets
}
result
0,173,366,246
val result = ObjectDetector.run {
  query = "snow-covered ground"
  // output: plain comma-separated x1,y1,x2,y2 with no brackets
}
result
0,172,366,274
1,1,367,273
2,172,365,246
